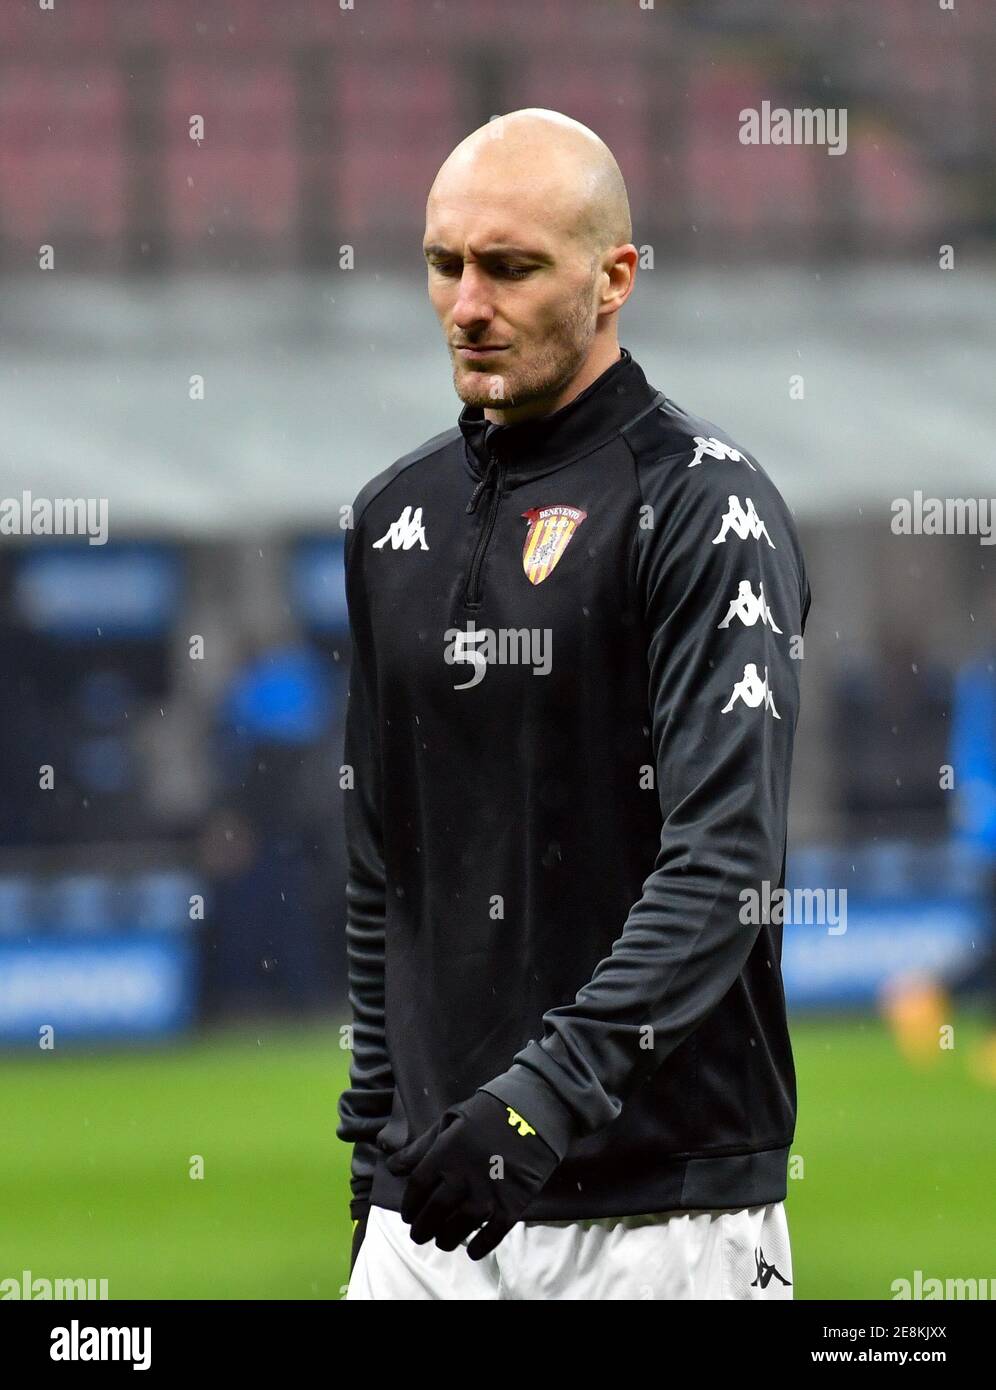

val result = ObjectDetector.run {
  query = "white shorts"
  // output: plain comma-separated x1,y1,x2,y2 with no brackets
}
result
345,1200,793,1300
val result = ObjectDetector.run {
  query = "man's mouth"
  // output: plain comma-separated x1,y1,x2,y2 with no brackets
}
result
454,345,510,359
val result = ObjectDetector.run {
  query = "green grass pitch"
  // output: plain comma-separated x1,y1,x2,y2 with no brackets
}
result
1,1014,992,1299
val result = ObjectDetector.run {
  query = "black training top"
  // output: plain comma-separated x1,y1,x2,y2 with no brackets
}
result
336,347,812,1222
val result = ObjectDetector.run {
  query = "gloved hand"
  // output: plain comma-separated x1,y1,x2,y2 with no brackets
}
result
349,1213,368,1274
385,1089,561,1259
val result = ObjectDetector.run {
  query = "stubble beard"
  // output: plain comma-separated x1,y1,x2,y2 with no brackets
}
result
450,273,598,414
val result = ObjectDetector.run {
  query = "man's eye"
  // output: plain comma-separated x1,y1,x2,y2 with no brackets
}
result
428,260,532,279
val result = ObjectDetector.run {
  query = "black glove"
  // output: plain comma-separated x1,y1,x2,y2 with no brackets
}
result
384,1089,561,1259
349,1213,368,1274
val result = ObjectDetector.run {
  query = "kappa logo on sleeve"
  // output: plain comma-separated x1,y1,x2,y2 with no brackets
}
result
717,579,782,633
688,435,756,470
711,495,776,548
521,504,588,585
721,663,781,719
372,505,429,551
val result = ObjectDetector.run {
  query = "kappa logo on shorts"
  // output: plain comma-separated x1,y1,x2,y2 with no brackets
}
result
521,504,588,586
751,1246,791,1289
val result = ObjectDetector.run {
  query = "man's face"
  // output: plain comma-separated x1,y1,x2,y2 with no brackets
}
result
423,182,600,412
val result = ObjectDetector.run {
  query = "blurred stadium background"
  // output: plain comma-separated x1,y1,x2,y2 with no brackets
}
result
1,0,993,1300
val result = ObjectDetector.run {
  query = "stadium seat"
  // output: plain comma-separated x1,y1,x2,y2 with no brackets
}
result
163,61,296,149
44,874,118,934
164,144,299,256
785,845,842,893
130,871,198,932
0,64,125,250
0,64,124,150
0,151,126,244
862,841,915,896
0,876,34,939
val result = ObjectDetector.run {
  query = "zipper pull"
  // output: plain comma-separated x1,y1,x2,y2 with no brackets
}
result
466,454,499,514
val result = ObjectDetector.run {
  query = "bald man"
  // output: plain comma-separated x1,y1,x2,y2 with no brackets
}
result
337,109,812,1300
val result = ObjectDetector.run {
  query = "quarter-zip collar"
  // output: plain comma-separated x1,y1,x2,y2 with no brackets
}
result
457,346,659,486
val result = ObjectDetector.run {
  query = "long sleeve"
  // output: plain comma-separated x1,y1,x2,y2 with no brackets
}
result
335,517,396,1220
479,446,811,1159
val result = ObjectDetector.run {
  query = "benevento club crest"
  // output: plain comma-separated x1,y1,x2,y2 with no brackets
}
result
521,505,588,586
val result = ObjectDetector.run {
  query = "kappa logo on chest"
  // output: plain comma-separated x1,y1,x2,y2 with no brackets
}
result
372,505,429,551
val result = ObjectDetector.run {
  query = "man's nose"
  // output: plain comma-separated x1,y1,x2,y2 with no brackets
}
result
451,265,494,330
